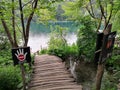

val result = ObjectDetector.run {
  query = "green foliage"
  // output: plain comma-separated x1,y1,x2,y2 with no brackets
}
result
64,44,79,57
35,0,65,22
0,23,10,50
48,25,68,49
40,48,48,54
0,29,22,89
48,48,65,59
0,49,13,67
0,66,22,90
0,35,10,51
62,1,84,20
47,25,67,60
77,16,96,61
106,46,120,70
47,44,78,60
56,4,66,21
0,45,33,90
112,11,120,32
63,0,120,32
39,25,79,60
101,71,119,90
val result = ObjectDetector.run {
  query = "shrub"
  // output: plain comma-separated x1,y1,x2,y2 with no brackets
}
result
0,49,13,66
47,25,68,60
100,71,118,90
40,48,48,54
106,47,120,70
77,16,96,61
0,66,22,90
48,25,68,50
48,44,79,61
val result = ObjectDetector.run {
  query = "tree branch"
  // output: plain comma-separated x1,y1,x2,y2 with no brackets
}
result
86,6,95,19
12,0,18,47
89,0,95,18
1,19,14,47
22,0,33,8
86,2,99,20
98,0,106,23
96,15,102,32
25,0,38,46
104,0,114,30
19,0,26,46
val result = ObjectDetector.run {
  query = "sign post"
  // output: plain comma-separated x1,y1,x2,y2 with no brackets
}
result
12,47,31,90
20,63,26,90
94,24,116,90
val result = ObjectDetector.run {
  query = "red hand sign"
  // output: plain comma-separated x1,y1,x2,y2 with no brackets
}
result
15,49,27,61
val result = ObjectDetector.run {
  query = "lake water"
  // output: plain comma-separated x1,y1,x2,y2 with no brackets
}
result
28,32,77,52
28,21,79,52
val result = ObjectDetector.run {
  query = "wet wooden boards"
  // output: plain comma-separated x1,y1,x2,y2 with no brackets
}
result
28,55,82,90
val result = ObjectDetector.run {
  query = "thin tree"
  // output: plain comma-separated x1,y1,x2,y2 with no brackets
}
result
0,0,38,48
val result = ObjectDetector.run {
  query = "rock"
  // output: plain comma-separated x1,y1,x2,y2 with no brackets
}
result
117,83,120,90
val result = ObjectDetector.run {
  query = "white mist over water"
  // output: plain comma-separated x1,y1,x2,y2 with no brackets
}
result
28,33,77,53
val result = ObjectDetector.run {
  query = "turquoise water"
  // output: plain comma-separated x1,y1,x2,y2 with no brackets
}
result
30,21,79,33
28,21,79,52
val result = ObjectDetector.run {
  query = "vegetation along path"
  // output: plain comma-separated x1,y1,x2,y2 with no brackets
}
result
28,55,82,90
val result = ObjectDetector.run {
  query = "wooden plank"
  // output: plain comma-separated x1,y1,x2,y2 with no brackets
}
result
28,55,82,90
29,84,82,90
31,74,73,81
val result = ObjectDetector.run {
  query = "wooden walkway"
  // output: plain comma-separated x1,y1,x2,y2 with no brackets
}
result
28,55,82,90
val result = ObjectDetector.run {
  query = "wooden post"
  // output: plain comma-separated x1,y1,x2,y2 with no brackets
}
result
95,24,112,90
20,63,26,90
11,47,32,90
95,63,105,90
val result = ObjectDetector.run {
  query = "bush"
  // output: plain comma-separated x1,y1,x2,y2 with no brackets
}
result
48,25,68,50
40,48,48,54
100,71,118,90
39,25,79,61
106,47,120,70
0,66,22,90
47,44,79,61
77,16,96,61
0,31,10,51
63,44,79,59
0,49,13,66
48,48,65,58
46,25,68,60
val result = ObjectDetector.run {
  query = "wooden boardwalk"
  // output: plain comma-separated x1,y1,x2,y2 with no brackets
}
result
28,55,82,90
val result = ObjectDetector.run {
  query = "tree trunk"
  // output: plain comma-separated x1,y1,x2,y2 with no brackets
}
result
19,0,27,46
25,0,38,46
95,64,105,90
1,19,15,47
12,0,18,47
